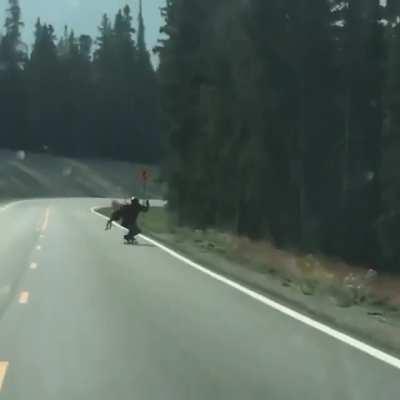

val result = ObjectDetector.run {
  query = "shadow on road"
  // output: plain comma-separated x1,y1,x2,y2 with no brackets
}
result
123,242,156,248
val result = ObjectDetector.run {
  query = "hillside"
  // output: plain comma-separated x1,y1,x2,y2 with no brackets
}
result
0,150,164,200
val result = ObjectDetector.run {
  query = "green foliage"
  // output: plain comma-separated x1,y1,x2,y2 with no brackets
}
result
27,19,60,152
4,0,24,57
0,0,28,149
92,5,160,162
158,0,400,271
0,2,161,163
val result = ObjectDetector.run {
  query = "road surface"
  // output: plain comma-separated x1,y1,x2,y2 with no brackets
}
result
0,198,398,399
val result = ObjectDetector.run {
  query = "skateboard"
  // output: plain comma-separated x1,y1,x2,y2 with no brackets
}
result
124,238,138,245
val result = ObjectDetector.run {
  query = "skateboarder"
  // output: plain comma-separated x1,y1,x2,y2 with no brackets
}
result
106,197,150,243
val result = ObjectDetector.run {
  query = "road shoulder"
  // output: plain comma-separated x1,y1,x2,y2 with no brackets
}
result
95,206,400,359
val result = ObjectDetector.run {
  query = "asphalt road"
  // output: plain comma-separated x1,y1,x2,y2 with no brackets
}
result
0,198,399,400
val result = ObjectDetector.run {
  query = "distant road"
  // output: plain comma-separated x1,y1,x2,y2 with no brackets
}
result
0,150,163,199
0,198,398,399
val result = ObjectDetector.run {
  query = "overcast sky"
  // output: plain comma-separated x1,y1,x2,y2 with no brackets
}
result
0,0,164,57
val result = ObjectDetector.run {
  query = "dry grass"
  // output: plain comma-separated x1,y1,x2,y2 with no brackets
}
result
229,236,400,309
186,229,400,310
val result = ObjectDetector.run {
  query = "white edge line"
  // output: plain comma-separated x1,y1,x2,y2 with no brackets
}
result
0,203,14,213
0,200,25,213
90,206,400,371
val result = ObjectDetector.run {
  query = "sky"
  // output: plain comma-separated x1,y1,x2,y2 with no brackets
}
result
0,0,164,60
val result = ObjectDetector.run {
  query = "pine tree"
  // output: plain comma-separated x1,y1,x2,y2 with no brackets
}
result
5,0,23,39
93,13,113,74
68,30,79,58
57,26,69,58
157,0,216,224
94,8,138,160
2,0,26,67
52,25,94,157
0,0,28,150
387,0,400,20
0,2,160,161
27,20,61,152
157,0,388,265
134,0,161,162
380,19,400,269
137,0,147,57
113,6,137,159
335,0,386,263
79,35,92,62
92,13,116,156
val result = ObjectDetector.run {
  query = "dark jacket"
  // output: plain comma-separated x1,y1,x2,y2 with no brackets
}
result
111,200,149,226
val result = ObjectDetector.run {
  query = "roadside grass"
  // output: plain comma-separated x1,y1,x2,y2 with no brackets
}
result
99,204,400,313
139,207,173,234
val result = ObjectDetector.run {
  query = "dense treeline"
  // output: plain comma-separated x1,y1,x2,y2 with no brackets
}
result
158,0,400,271
0,0,160,162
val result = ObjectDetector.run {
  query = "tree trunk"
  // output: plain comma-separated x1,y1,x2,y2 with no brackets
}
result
342,87,352,210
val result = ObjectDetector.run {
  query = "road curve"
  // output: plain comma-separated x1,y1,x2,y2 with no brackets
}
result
0,198,398,400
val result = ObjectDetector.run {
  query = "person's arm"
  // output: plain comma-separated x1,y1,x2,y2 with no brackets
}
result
140,200,150,212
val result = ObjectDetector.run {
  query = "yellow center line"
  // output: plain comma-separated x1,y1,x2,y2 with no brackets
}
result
41,208,50,233
19,291,29,304
30,262,38,270
0,362,9,391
